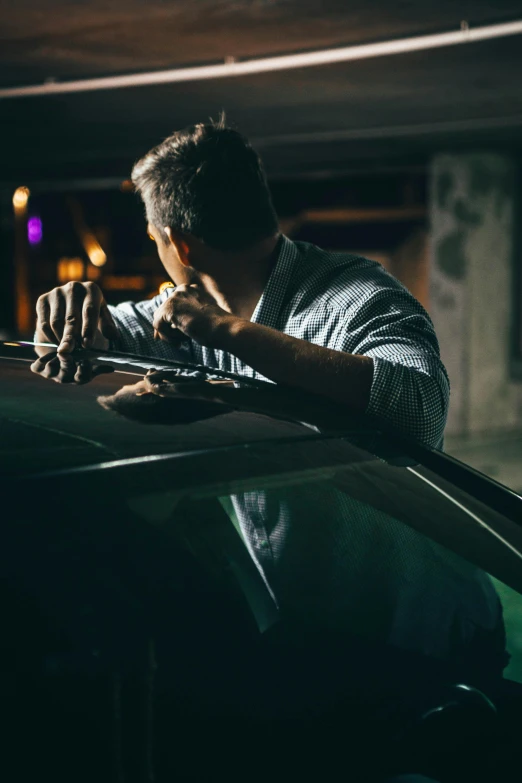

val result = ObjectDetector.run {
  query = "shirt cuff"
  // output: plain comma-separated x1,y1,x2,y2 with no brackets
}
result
365,355,405,419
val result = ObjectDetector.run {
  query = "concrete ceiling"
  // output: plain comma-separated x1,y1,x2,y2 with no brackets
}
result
1,1,522,182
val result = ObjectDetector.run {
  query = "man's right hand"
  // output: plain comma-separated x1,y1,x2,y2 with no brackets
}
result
35,281,119,354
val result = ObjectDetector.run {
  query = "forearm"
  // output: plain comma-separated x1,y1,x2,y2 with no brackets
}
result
214,317,448,445
216,317,374,413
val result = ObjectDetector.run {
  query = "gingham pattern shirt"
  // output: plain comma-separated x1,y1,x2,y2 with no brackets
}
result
109,235,449,448
108,239,502,661
230,482,500,661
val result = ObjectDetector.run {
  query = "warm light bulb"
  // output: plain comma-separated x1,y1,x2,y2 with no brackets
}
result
88,244,107,267
13,186,30,210
83,234,107,267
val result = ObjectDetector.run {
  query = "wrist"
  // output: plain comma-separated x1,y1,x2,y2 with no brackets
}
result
210,313,248,349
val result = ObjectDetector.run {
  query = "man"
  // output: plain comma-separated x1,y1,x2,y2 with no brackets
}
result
36,118,447,447
35,119,505,678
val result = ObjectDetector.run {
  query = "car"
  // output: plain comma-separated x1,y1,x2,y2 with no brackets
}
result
1,339,521,783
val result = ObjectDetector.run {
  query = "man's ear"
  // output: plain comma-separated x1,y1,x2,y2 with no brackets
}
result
164,227,191,267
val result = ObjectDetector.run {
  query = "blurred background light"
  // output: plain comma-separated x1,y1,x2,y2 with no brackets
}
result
83,234,107,267
57,257,84,283
27,216,43,245
12,186,30,212
103,275,146,290
86,264,102,281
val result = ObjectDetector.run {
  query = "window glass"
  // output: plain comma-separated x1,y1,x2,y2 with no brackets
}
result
127,451,521,685
489,576,522,683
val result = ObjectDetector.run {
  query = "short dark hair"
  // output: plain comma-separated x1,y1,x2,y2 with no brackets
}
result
131,117,279,251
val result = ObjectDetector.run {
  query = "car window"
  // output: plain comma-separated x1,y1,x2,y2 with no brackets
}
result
488,576,522,683
125,448,522,684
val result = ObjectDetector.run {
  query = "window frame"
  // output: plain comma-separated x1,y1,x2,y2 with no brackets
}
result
510,161,522,379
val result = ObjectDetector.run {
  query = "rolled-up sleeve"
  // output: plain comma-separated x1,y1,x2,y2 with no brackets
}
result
367,355,449,448
334,287,450,448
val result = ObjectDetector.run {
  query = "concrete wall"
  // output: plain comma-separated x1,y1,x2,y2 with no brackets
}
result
429,153,522,437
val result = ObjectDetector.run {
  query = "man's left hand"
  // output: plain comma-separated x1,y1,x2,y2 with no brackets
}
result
152,284,236,348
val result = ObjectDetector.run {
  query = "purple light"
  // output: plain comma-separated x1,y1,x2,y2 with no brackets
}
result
27,216,43,245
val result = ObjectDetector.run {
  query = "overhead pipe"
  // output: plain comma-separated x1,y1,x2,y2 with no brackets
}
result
1,19,522,99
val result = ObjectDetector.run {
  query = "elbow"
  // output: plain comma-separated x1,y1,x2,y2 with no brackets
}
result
366,357,450,448
402,370,449,448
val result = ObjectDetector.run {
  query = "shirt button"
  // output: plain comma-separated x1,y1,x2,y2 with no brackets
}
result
259,539,269,549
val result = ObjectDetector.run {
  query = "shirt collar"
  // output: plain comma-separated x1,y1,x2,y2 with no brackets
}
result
250,235,301,328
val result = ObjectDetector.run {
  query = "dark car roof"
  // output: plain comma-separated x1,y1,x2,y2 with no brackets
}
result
1,341,339,477
2,340,522,596
1,339,520,519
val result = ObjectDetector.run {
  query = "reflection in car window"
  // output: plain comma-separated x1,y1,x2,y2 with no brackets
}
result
488,576,522,683
229,482,501,661
127,457,516,689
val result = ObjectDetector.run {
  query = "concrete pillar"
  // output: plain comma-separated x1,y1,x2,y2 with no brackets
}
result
429,153,521,437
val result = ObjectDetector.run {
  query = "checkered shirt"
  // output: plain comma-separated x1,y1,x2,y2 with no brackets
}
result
109,235,449,448
108,238,503,662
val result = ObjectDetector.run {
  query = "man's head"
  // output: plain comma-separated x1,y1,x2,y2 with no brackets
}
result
131,117,279,282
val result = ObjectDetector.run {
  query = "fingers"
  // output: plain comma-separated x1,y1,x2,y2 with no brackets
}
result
55,355,78,383
36,282,110,354
33,344,55,359
143,370,197,396
48,289,67,345
152,295,179,335
31,353,76,383
80,284,103,348
99,301,120,343
152,303,170,338
144,369,168,385
152,302,185,347
58,282,86,354
43,357,62,380
74,359,114,384
152,284,223,348
30,351,57,376
74,359,93,384
35,296,56,344
163,327,185,348
153,327,185,347
152,319,174,343
31,349,114,385
143,371,171,395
